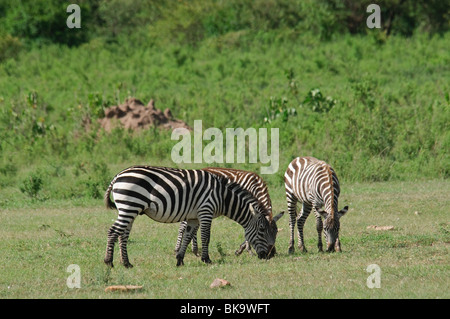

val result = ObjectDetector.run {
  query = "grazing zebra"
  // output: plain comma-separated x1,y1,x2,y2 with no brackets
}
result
174,167,283,257
284,157,348,253
103,165,284,267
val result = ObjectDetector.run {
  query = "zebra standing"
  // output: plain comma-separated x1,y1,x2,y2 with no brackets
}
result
174,167,283,257
103,165,284,267
284,157,348,253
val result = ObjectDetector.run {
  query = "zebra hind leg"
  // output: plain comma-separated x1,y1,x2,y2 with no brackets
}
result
191,225,199,256
119,219,135,268
176,220,199,266
235,240,246,256
105,208,138,268
175,222,199,256
104,224,120,267
235,240,253,256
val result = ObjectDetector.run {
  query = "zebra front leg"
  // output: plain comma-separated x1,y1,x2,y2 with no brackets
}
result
176,220,198,266
199,216,213,264
175,221,187,254
287,198,298,254
296,203,312,253
314,210,324,252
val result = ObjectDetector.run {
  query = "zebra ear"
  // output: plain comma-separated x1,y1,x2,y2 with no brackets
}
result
272,211,284,222
338,206,348,217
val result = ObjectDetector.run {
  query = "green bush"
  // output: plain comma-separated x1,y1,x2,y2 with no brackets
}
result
20,171,44,199
301,88,337,113
0,33,22,62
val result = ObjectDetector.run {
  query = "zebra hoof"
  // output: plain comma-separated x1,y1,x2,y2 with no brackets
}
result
176,256,185,267
104,260,114,268
123,262,134,268
298,245,308,253
288,246,295,254
201,257,212,264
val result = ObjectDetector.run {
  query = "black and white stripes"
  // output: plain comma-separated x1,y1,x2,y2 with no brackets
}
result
284,157,348,253
174,168,283,257
104,165,283,267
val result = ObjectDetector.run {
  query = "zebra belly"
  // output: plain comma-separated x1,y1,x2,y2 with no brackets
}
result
113,181,190,223
142,204,200,224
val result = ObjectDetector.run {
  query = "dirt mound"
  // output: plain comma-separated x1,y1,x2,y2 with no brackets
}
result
99,98,191,132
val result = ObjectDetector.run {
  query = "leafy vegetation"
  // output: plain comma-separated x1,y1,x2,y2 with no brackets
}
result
0,1,448,205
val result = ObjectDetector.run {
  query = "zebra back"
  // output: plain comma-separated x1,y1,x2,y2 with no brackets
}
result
105,165,267,223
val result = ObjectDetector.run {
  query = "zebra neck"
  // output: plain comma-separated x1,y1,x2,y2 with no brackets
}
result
220,193,253,229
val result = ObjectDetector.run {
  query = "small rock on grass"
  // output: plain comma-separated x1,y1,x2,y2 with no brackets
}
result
210,278,231,289
105,285,143,292
367,225,395,231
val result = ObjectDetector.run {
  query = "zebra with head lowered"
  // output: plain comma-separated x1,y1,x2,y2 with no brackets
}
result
284,157,349,253
104,165,284,267
175,167,284,257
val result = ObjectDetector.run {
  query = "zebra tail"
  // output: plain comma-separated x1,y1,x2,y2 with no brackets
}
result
104,178,117,210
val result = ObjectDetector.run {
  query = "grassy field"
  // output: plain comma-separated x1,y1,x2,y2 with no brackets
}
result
1,179,448,299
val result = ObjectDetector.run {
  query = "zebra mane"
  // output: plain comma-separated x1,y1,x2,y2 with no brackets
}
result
324,163,335,219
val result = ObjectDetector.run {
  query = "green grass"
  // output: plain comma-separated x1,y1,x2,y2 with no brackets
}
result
1,180,448,299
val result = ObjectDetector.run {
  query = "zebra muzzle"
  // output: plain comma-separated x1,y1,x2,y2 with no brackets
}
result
267,245,276,258
257,251,268,259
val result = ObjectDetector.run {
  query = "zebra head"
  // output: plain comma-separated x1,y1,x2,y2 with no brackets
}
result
265,211,285,258
317,206,348,252
246,204,284,259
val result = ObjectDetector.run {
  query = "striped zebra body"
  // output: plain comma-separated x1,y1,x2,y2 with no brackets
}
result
175,168,283,257
104,166,280,267
284,157,348,253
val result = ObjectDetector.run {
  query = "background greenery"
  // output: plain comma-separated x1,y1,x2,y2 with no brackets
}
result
0,0,449,206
